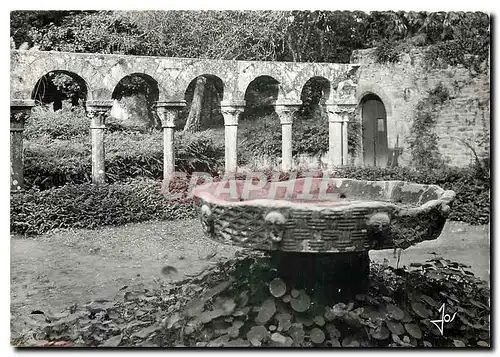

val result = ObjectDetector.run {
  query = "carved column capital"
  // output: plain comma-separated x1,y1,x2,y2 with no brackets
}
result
220,100,245,126
275,102,301,125
325,103,355,123
154,100,186,128
86,100,113,113
337,104,356,122
86,100,113,127
325,104,342,123
11,99,34,131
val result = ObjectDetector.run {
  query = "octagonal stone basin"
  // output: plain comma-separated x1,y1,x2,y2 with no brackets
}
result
193,178,456,253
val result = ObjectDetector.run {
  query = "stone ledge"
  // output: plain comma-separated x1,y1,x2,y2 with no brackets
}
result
154,100,187,109
86,100,114,108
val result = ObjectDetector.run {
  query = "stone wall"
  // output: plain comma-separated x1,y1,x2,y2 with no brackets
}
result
351,47,490,168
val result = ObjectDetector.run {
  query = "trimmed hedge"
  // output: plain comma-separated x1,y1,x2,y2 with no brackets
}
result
12,164,489,236
11,179,197,236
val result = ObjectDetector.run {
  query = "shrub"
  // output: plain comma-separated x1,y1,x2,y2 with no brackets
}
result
240,115,362,164
23,129,225,190
240,117,282,162
423,38,489,75
374,39,401,64
292,119,329,156
10,178,197,236
24,105,90,140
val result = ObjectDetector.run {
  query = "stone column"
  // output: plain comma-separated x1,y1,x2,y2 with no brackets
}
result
220,101,245,174
86,100,112,185
275,103,300,172
154,100,186,181
326,105,343,170
341,111,349,166
338,104,356,166
10,99,34,192
326,104,356,169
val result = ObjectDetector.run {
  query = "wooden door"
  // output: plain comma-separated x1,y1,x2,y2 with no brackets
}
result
362,96,388,167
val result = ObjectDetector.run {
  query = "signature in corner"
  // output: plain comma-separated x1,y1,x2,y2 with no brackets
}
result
430,303,458,336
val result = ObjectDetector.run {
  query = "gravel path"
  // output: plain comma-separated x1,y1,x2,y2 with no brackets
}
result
10,219,489,337
10,219,241,334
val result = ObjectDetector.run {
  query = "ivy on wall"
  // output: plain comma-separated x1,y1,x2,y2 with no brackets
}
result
407,83,450,170
374,39,404,64
373,39,489,76
423,40,489,76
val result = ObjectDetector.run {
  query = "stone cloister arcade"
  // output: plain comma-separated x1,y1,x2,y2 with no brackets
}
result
10,50,360,191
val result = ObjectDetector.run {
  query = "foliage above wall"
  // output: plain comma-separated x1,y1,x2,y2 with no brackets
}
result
370,12,489,71
374,40,400,64
423,39,489,75
11,10,489,65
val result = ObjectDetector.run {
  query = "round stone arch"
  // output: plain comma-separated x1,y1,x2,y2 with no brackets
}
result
355,83,393,118
45,58,102,100
103,65,163,98
175,63,232,101
299,76,331,120
238,68,290,103
31,70,89,110
110,73,161,128
182,73,225,100
355,83,397,166
111,73,160,101
242,75,283,120
13,59,93,101
292,67,337,103
182,74,226,130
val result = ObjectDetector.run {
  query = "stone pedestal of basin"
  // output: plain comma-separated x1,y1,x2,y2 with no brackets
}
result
193,177,455,288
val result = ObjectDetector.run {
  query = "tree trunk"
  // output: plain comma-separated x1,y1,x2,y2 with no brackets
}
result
287,32,300,62
183,76,206,132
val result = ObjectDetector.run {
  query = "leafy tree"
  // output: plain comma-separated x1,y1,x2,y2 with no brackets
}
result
121,10,289,60
281,10,369,63
32,71,87,110
10,10,87,48
26,11,146,54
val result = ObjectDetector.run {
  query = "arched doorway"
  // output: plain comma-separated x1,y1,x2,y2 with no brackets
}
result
361,94,388,167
